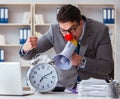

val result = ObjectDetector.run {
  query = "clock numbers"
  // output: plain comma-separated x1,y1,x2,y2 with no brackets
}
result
37,67,40,70
41,65,45,69
47,84,50,88
33,80,36,84
52,75,56,79
34,71,37,74
28,63,58,92
32,75,34,78
42,85,44,89
51,80,53,84
47,66,50,70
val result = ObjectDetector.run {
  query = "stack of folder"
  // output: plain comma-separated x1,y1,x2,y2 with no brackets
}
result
0,7,8,23
103,8,115,24
19,28,31,44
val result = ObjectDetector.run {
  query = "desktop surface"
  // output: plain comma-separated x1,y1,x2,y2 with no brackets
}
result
0,92,119,99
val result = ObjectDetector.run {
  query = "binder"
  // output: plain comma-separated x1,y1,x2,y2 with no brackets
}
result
27,28,31,38
103,8,107,23
0,8,1,23
23,28,27,43
0,49,4,62
4,8,8,23
23,12,31,24
0,8,4,23
19,28,31,44
56,8,60,14
35,14,44,24
0,49,1,62
19,28,24,44
111,8,115,23
103,8,115,24
107,8,111,23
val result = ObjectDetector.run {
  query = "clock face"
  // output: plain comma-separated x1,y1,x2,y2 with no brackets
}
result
28,63,58,92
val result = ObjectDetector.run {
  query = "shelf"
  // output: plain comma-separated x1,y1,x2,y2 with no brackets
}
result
0,4,32,66
0,23,31,26
35,23,51,26
21,62,31,68
0,4,32,23
105,24,115,27
0,44,20,47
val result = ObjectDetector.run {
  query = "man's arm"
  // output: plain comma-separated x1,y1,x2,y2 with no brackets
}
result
19,25,54,60
84,27,114,76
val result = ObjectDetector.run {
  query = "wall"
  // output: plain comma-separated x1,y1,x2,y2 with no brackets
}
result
0,0,120,80
0,0,119,4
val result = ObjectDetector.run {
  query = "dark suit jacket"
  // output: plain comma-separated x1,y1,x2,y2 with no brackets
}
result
20,18,114,89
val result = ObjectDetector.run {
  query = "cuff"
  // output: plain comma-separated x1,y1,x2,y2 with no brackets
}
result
20,48,29,56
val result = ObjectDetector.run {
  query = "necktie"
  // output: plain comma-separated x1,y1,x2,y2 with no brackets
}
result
72,41,81,90
75,41,81,81
75,41,80,54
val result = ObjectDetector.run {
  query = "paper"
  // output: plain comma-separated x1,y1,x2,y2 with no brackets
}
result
77,78,119,98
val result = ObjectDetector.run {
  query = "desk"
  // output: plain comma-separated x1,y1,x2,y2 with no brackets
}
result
0,92,119,99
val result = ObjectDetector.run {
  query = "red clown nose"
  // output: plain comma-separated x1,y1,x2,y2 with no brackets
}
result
64,33,73,41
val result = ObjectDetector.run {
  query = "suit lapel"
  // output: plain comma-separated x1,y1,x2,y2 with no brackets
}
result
79,35,90,56
79,20,92,56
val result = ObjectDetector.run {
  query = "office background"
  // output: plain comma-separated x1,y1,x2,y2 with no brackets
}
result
0,0,120,81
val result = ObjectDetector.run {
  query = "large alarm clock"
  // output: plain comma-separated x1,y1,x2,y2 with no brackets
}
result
27,62,58,93
27,54,61,93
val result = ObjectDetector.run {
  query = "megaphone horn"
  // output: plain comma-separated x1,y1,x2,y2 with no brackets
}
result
54,39,77,70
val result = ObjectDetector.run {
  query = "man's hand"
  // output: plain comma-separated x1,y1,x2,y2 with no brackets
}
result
71,53,82,67
22,36,38,53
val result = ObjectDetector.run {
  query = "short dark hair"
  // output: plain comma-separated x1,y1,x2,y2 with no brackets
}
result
57,4,82,23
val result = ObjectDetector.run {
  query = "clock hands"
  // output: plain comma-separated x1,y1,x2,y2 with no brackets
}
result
39,71,53,82
43,71,53,77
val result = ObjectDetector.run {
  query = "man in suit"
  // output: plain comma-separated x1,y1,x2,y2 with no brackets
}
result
19,4,114,89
